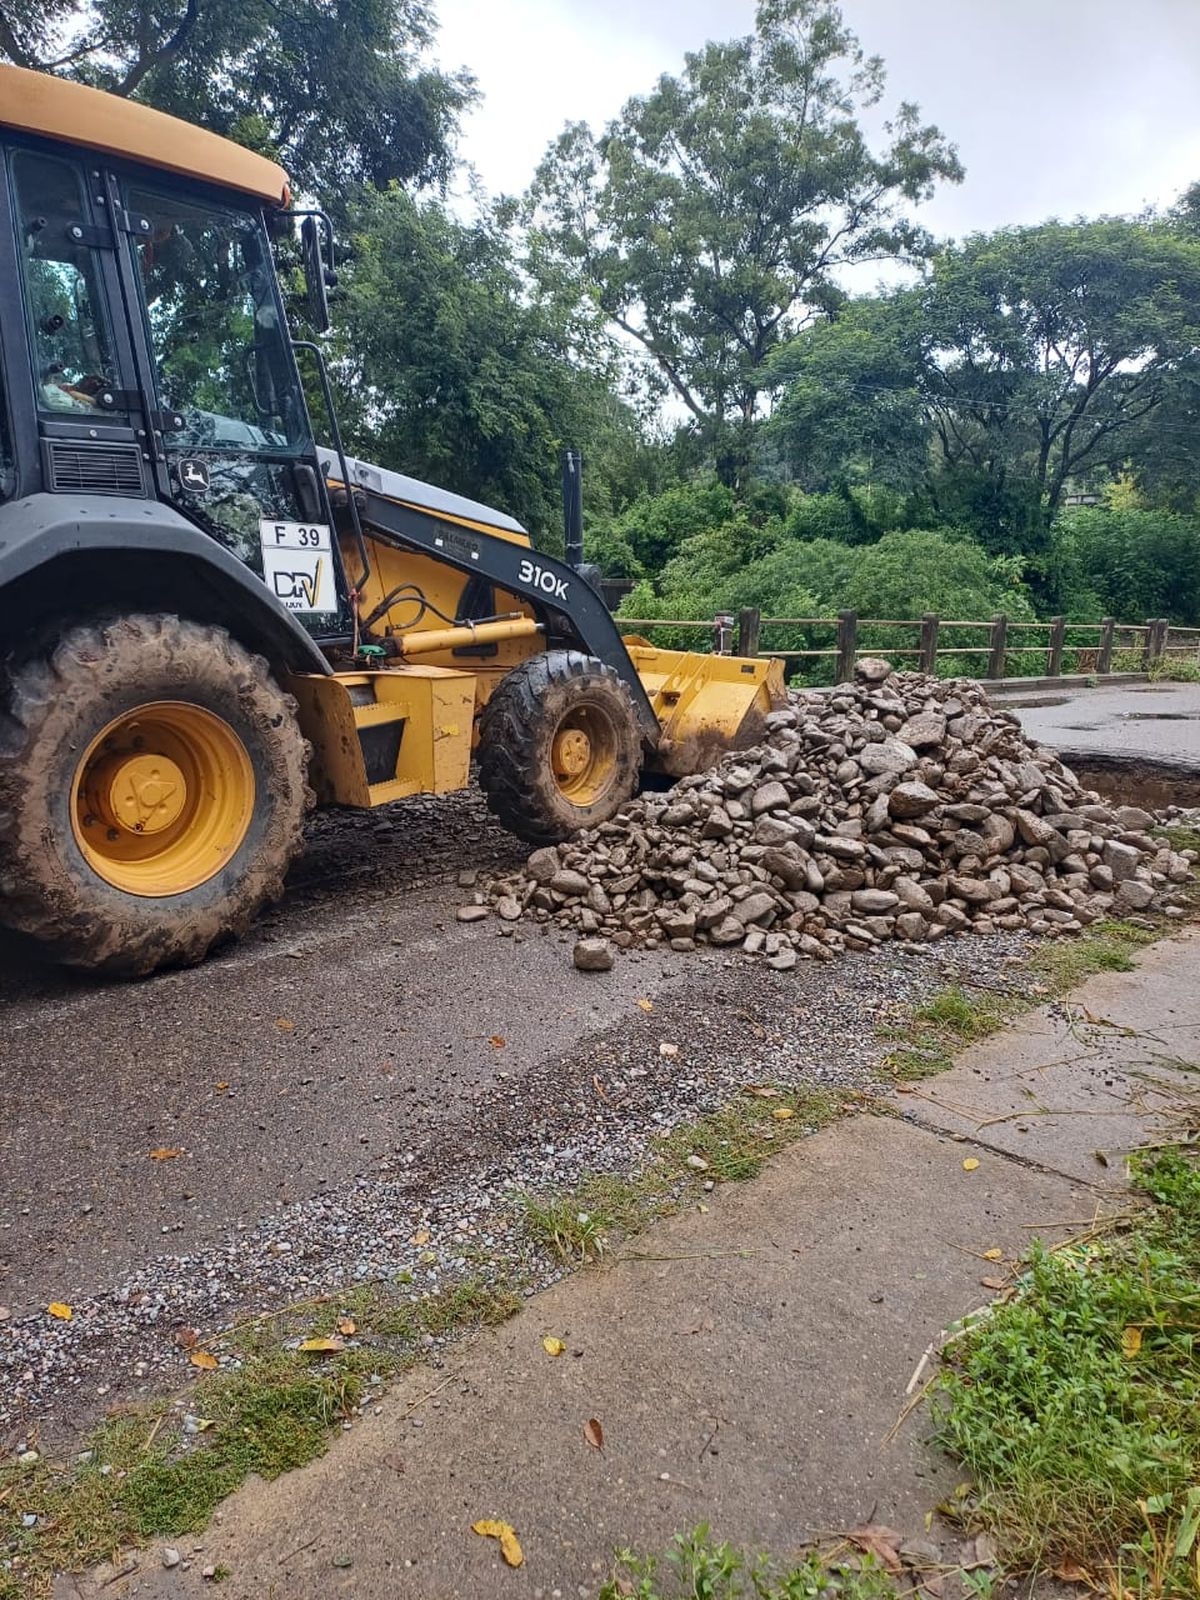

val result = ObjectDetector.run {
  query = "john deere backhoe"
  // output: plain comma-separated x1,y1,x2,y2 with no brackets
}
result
0,65,783,975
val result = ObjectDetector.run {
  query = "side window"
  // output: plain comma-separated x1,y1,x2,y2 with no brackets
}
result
11,150,120,416
0,369,12,496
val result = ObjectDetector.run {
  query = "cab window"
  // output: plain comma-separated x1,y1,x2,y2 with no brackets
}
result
11,150,121,415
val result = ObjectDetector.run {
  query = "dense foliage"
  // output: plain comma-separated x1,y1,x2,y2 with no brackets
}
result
8,0,1200,627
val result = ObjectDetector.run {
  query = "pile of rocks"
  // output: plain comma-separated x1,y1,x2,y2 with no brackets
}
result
464,661,1193,970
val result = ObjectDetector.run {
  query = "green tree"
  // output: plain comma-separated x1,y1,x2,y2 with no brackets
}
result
330,188,641,547
528,0,961,489
0,0,472,197
1051,507,1200,625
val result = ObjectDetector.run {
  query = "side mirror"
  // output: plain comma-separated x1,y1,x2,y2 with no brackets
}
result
300,215,331,333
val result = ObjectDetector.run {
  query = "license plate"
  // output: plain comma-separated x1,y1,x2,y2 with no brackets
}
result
258,520,337,614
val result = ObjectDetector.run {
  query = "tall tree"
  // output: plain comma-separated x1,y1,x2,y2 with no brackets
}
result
0,0,473,197
527,0,961,489
772,218,1200,557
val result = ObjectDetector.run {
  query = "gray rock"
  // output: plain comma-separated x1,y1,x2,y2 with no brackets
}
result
897,712,947,748
1102,839,1141,883
572,937,614,972
855,656,893,682
888,782,940,818
750,780,791,816
456,904,489,923
550,868,591,898
525,847,560,883
1114,878,1155,912
495,895,522,922
851,888,900,914
860,739,917,777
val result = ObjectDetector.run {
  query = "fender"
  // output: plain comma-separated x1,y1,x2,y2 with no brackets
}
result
0,492,331,674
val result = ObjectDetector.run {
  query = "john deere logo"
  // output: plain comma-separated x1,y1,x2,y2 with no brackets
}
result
177,458,210,494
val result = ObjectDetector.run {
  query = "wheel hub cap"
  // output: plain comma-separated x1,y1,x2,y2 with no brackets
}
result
553,727,593,780
87,751,187,836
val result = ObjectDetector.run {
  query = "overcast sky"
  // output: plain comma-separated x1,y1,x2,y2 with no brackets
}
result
433,0,1200,240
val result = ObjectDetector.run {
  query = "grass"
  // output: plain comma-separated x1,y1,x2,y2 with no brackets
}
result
599,1524,899,1600
933,1147,1200,1596
0,1276,519,1600
519,1088,851,1264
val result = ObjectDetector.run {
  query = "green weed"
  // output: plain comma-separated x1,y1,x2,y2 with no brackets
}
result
599,1524,898,1600
934,1148,1200,1591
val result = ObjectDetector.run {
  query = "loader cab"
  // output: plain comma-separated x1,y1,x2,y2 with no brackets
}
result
0,68,346,634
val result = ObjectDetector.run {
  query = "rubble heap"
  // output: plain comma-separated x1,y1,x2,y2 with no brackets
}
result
468,661,1192,971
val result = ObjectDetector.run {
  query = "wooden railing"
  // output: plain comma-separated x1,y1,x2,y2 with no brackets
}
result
616,609,1200,682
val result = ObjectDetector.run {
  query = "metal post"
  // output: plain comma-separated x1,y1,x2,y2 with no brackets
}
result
987,614,1008,681
737,607,761,658
1046,615,1066,677
1097,617,1115,674
561,448,584,570
713,613,734,655
835,611,858,683
919,613,939,675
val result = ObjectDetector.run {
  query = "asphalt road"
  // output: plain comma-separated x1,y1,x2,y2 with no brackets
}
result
1003,678,1200,767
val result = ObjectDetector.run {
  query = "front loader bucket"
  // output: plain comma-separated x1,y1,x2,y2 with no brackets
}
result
624,641,788,779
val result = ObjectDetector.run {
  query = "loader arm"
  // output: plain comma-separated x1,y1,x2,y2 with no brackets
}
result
332,456,660,741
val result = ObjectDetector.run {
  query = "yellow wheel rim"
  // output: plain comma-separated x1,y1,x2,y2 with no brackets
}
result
71,701,255,898
551,706,618,807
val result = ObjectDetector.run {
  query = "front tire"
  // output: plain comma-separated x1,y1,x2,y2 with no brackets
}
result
477,650,642,844
0,614,311,976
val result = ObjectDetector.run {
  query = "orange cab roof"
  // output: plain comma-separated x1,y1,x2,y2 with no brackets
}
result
0,64,291,205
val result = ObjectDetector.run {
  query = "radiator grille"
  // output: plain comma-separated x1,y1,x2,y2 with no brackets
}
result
44,440,146,496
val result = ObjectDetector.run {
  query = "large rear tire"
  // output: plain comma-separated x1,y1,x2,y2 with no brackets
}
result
477,650,642,844
0,614,311,976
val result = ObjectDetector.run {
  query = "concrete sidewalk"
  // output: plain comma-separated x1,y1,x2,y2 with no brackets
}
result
84,930,1200,1600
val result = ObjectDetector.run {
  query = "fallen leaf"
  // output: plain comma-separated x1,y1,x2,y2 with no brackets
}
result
174,1326,200,1350
743,1085,779,1099
962,1157,980,1172
471,1519,524,1568
846,1524,904,1574
584,1417,604,1450
542,1336,566,1358
772,1107,795,1120
47,1302,72,1322
410,1229,431,1246
149,1147,183,1161
1052,1562,1092,1584
1121,1325,1143,1358
299,1336,345,1354
489,1036,506,1049
274,1017,295,1032
636,998,654,1012
980,1276,1008,1291
215,1081,229,1092
982,1247,1004,1261
592,1075,608,1101
190,1350,218,1370
337,1317,357,1336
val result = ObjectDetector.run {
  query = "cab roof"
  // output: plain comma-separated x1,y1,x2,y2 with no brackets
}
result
0,64,291,206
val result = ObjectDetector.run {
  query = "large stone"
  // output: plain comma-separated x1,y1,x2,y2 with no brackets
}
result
525,847,560,883
733,890,778,926
888,782,940,819
750,780,791,817
947,875,996,905
754,814,798,846
761,848,809,890
897,712,947,749
860,739,917,777
1102,839,1141,883
1114,805,1155,831
855,656,893,683
851,888,900,914
1014,809,1057,849
573,937,614,972
1114,878,1155,912
892,877,935,914
895,911,929,942
550,868,590,898
456,904,490,923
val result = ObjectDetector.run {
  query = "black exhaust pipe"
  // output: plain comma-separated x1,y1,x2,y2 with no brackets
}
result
561,447,583,570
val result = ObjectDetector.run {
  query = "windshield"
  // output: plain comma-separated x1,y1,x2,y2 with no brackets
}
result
127,185,308,455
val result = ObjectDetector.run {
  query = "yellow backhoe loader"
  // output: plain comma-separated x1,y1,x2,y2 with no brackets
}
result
0,65,784,975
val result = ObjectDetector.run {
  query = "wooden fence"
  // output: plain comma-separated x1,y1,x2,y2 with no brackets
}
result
617,609,1200,683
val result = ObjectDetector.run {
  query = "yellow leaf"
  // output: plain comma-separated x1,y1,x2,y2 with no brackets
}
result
274,1017,295,1032
410,1229,431,1246
472,1520,524,1568
962,1157,980,1172
337,1317,357,1336
772,1107,795,1120
982,1247,1004,1261
489,1035,506,1048
47,1302,72,1321
1121,1325,1143,1358
636,998,653,1012
190,1350,218,1370
584,1417,604,1450
149,1146,183,1161
299,1337,345,1354
542,1336,566,1357
215,1081,229,1092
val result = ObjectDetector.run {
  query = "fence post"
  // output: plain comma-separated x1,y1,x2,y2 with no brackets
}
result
1153,617,1171,667
737,606,761,658
835,611,858,683
1097,617,1115,675
1045,615,1066,678
712,612,734,656
919,613,940,675
1142,618,1157,670
987,614,1008,681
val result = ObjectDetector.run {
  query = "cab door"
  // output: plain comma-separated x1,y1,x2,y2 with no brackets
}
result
8,143,151,497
